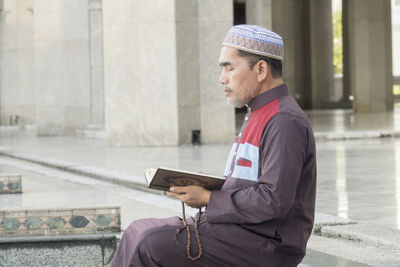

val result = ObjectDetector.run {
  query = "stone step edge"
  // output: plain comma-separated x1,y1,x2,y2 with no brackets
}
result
1,206,121,238
314,130,400,140
1,205,121,213
0,147,163,196
313,212,357,234
319,224,400,251
0,233,118,244
307,235,400,267
313,213,400,250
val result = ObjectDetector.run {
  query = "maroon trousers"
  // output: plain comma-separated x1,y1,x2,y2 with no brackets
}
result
110,215,301,267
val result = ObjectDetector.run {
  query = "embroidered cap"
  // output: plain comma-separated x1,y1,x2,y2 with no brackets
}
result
222,25,284,61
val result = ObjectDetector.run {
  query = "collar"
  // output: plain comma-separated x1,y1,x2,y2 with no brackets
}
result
247,83,289,112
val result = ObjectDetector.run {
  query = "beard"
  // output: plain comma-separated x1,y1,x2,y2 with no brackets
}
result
227,97,248,108
225,87,256,108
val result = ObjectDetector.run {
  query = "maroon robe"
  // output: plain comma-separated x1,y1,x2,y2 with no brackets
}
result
111,84,316,267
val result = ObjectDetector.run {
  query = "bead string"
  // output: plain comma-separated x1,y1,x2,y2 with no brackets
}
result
180,201,203,261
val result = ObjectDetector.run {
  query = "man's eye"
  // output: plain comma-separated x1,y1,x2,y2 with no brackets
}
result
228,68,234,72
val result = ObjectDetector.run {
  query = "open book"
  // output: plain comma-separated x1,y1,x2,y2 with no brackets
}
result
145,167,225,191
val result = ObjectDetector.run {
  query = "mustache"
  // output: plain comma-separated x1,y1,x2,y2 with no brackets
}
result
224,87,233,92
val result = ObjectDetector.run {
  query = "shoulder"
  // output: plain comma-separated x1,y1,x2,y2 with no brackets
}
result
262,95,311,131
278,96,308,121
264,112,308,138
262,100,314,145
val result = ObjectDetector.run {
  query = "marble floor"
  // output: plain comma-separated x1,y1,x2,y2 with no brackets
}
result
305,108,400,133
235,107,400,134
0,135,399,230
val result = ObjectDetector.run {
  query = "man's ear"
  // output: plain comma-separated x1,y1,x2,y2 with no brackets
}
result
256,60,268,82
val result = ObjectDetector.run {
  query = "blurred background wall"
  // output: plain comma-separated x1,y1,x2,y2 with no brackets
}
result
0,0,398,146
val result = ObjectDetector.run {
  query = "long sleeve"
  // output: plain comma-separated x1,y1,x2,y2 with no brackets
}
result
206,112,309,224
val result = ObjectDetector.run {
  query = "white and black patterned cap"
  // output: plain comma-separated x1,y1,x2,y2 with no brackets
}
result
222,25,284,61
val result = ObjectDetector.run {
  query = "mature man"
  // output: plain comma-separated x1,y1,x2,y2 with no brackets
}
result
111,25,316,267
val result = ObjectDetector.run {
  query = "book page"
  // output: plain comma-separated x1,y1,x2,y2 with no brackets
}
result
145,168,156,186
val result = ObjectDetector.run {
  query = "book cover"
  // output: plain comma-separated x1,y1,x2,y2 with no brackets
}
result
145,167,225,191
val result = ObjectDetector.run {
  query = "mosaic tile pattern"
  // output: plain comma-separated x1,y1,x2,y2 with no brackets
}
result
0,207,120,237
0,174,22,194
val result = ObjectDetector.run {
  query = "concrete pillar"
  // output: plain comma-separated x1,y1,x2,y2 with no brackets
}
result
343,0,393,112
33,0,91,135
0,0,35,125
309,0,334,109
198,0,235,143
271,0,311,108
88,0,104,128
103,0,234,146
103,0,179,146
247,0,336,109
245,0,272,28
270,0,335,109
342,2,352,106
176,0,201,145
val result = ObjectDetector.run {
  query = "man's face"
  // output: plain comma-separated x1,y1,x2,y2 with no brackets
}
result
218,46,259,108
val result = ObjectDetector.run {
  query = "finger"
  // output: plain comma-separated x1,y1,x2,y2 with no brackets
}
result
185,185,205,191
169,186,188,193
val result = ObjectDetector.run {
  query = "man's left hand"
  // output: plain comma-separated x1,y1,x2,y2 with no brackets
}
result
167,186,211,209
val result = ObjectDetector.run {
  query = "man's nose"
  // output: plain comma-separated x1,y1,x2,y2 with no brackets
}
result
219,72,228,85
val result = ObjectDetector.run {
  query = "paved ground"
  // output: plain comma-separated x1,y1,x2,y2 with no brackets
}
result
305,108,400,133
0,133,399,229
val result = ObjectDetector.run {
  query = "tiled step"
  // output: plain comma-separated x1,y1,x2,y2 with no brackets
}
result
0,206,120,237
0,173,22,193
